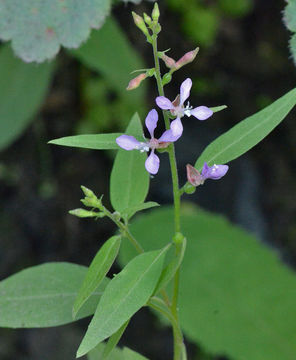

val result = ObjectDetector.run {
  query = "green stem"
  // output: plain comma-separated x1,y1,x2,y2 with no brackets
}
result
102,206,144,254
151,29,184,360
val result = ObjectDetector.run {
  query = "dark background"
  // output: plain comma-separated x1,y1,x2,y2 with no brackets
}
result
0,0,296,359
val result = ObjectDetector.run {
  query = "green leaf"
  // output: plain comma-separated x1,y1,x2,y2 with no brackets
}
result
119,206,296,360
102,320,129,359
153,237,186,295
88,343,122,360
110,113,149,213
284,1,296,32
73,236,121,319
0,262,109,328
72,17,145,99
49,133,122,150
195,87,296,170
121,201,160,221
0,45,54,151
77,246,170,357
87,344,149,360
289,33,296,65
0,0,110,63
122,347,149,360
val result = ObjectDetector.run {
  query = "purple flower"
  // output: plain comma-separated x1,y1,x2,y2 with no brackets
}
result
186,162,229,186
116,109,179,175
156,78,213,136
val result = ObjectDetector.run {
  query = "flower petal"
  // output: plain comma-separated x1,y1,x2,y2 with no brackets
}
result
201,162,229,180
116,135,140,150
190,106,213,120
170,117,183,137
180,78,192,105
145,150,160,174
145,109,158,138
158,129,181,142
156,96,174,110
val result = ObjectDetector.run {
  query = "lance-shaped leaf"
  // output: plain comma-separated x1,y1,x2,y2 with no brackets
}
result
73,236,121,319
121,201,160,221
87,344,148,360
153,237,186,295
110,113,149,213
0,45,54,151
102,320,129,359
0,262,109,328
195,87,296,170
0,0,111,63
49,133,122,150
77,246,170,357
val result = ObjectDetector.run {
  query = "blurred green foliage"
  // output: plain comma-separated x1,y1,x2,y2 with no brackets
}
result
167,0,253,47
119,205,296,360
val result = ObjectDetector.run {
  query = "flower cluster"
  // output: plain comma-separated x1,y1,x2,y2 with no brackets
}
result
116,78,228,184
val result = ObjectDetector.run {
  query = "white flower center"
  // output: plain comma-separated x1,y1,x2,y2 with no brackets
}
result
184,102,193,117
135,142,150,152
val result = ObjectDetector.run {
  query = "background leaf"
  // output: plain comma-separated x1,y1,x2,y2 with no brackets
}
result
0,0,110,62
49,133,122,150
0,262,108,328
73,235,121,318
77,246,169,357
289,33,296,65
72,17,145,100
110,113,149,213
119,206,296,360
195,87,296,170
0,45,54,151
283,0,296,32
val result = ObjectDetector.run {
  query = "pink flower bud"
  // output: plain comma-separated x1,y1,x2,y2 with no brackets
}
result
126,73,147,91
176,48,199,69
186,164,203,187
161,54,176,69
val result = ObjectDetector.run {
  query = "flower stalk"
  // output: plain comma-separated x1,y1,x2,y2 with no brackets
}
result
150,13,185,360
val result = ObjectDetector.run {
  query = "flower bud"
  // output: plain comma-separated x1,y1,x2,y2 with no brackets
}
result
126,73,147,91
81,185,96,199
160,54,176,69
176,47,199,69
132,12,149,37
186,164,203,187
143,13,152,26
162,72,172,86
173,232,185,245
69,208,99,218
184,183,196,194
152,3,160,22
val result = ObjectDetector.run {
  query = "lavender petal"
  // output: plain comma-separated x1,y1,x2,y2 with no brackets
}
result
170,117,183,137
201,162,229,180
191,106,213,120
180,78,192,105
158,129,181,142
145,109,158,138
116,135,141,150
156,96,174,110
145,150,160,174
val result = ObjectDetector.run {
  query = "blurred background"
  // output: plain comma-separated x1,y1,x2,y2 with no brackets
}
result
0,0,296,359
